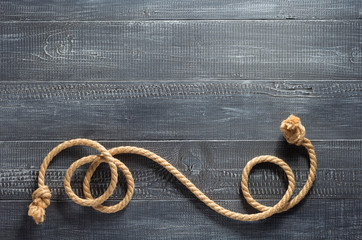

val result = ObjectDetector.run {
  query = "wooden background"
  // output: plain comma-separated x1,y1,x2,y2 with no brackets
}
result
0,1,361,239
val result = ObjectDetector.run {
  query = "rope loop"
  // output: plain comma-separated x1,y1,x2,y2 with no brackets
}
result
28,115,317,224
241,156,295,214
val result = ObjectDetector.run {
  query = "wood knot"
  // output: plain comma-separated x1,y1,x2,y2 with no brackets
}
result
28,185,52,224
280,115,306,146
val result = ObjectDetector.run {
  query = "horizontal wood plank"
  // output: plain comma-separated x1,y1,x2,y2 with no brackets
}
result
0,0,360,21
1,21,361,81
1,0,361,238
0,81,361,140
0,140,360,201
0,199,360,239
1,168,360,201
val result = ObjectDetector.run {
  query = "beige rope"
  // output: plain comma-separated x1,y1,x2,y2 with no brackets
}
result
28,115,317,224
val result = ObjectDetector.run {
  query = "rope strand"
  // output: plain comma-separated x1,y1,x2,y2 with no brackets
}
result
28,115,317,224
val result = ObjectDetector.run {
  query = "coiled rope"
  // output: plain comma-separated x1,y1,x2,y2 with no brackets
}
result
28,115,317,224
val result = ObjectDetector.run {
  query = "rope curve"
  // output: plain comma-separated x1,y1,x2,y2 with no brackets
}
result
28,115,317,224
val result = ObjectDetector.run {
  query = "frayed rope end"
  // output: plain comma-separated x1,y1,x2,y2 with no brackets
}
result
28,185,51,224
280,115,306,146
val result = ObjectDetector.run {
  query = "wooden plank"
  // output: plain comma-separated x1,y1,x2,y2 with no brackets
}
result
1,21,361,81
0,199,360,239
0,140,361,201
1,140,361,169
0,0,360,21
1,168,360,201
0,81,361,140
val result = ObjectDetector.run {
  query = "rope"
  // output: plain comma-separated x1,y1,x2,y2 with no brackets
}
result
28,115,317,224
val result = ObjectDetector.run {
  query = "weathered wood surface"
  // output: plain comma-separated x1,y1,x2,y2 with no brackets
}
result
0,140,361,201
0,0,361,21
1,21,361,82
1,0,361,239
0,81,361,141
1,199,361,240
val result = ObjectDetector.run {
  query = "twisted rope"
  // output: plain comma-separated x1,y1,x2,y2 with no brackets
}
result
28,115,317,224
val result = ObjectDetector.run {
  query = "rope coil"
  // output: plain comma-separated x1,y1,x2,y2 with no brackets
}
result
29,115,317,224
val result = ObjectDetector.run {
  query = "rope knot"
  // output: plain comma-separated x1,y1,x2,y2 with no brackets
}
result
100,151,113,159
280,115,306,146
28,185,52,224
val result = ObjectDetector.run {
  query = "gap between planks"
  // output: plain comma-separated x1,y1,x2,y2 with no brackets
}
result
0,139,361,142
2,20,361,23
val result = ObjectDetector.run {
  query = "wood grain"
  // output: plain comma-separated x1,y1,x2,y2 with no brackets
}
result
1,1,361,238
0,0,360,21
1,21,361,82
1,140,361,169
0,199,360,239
0,81,361,141
0,140,361,201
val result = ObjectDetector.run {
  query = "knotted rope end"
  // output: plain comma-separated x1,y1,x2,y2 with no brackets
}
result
280,115,306,146
28,185,52,224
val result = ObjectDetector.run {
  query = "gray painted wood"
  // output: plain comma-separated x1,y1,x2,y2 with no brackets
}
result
1,140,361,170
1,1,361,239
0,81,361,141
0,140,361,201
2,168,360,200
0,0,361,21
0,199,360,239
1,21,361,82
